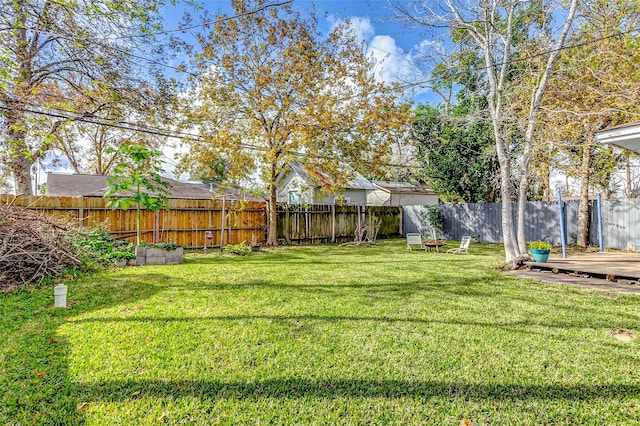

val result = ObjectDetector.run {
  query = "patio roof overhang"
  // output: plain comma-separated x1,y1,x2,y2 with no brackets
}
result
596,121,640,154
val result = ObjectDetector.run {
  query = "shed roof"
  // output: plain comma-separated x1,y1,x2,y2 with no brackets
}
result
596,121,640,154
372,181,436,195
284,162,376,191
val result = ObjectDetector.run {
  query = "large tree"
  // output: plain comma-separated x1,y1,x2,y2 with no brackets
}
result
53,84,168,175
0,0,167,195
394,0,578,265
414,101,499,203
538,0,640,247
177,0,410,245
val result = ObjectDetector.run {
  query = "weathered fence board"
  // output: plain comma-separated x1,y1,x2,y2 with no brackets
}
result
1,195,266,248
2,195,401,248
277,204,401,244
403,199,640,250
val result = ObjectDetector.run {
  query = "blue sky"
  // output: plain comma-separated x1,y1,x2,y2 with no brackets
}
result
160,0,438,105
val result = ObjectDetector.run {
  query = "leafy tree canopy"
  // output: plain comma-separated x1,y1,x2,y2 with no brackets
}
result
414,99,499,203
175,0,411,244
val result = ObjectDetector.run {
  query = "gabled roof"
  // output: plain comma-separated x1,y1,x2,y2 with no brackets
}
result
596,121,640,154
372,181,436,195
283,162,376,191
46,173,215,200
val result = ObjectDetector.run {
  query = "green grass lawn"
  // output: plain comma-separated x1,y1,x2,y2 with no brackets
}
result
1,240,639,425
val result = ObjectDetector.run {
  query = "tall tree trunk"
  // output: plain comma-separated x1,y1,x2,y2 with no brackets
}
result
5,105,34,196
517,0,578,255
267,163,279,246
576,135,593,248
136,183,141,246
544,163,551,201
493,124,520,263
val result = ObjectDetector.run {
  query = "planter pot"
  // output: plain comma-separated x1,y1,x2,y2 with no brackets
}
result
530,248,551,263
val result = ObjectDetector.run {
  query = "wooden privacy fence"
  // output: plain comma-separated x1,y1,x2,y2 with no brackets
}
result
1,195,266,249
277,204,402,244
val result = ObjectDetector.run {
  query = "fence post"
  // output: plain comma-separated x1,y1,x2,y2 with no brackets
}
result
331,204,336,243
557,189,567,259
282,203,291,245
597,192,604,252
220,195,226,252
78,203,84,227
154,211,159,243
228,202,232,244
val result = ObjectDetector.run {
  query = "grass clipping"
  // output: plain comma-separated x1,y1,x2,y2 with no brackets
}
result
0,205,81,291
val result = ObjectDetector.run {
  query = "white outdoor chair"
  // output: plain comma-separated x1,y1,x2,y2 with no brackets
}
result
446,236,471,254
406,233,426,250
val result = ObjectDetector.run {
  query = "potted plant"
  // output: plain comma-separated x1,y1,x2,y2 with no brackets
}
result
529,240,552,262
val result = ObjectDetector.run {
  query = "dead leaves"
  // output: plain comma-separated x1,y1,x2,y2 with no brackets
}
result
612,328,635,342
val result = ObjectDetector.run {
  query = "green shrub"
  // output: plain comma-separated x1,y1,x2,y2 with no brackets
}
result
529,240,552,251
71,226,135,265
224,242,252,256
151,241,180,250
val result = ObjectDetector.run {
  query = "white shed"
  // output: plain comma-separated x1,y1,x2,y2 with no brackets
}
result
367,181,439,206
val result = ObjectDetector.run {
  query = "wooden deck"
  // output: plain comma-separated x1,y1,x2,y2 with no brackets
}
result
527,252,640,281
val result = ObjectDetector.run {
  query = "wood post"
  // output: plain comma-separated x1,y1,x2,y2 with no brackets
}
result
331,204,336,243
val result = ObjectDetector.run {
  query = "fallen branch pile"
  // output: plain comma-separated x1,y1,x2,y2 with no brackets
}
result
0,205,82,291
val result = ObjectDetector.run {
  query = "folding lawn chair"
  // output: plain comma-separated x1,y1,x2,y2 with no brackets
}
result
446,236,471,254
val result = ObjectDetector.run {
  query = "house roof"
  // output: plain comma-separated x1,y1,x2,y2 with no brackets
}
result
285,162,376,190
372,181,436,195
196,182,267,202
45,173,112,197
46,173,215,200
596,121,640,154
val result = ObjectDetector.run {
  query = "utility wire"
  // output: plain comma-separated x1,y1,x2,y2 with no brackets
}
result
0,104,420,169
115,1,294,39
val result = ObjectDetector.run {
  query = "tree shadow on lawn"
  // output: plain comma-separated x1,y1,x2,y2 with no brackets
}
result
81,376,640,410
3,268,636,424
0,272,168,425
144,271,640,332
67,308,634,342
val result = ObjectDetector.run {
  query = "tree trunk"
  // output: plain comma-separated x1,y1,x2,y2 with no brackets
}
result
517,0,578,256
5,105,34,196
266,163,279,246
576,136,593,248
544,164,551,201
494,131,520,263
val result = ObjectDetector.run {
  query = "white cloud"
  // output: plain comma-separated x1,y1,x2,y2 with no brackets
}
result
367,35,415,84
416,38,446,57
330,15,374,44
329,15,422,87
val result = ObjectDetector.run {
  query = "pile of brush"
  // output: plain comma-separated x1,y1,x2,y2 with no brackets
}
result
0,205,81,291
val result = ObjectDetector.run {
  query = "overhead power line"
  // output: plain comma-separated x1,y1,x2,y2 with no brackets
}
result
0,104,420,169
116,1,294,39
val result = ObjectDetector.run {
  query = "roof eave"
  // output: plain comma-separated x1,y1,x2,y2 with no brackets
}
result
596,122,640,154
